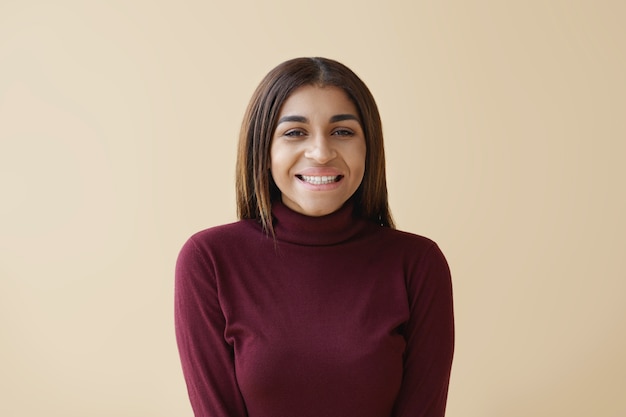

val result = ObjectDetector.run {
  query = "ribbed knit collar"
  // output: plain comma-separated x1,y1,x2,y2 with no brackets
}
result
271,199,369,246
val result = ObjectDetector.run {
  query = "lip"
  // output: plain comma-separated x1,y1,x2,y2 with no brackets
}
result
296,175,344,191
295,167,345,191
296,167,343,176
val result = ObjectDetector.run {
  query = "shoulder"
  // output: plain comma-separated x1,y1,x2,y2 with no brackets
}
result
189,219,261,245
369,228,454,314
367,223,439,254
381,226,435,246
177,219,266,264
366,224,450,274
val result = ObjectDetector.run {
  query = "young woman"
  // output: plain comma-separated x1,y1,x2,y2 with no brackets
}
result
175,57,454,417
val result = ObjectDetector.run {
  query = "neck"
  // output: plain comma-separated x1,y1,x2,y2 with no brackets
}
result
271,199,368,246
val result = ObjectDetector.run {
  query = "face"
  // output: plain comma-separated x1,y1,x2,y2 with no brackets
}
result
270,85,366,217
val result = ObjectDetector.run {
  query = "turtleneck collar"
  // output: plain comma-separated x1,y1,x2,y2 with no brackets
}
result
271,199,369,246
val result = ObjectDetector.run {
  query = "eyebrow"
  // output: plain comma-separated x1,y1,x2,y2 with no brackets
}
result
330,114,360,123
277,115,308,124
276,113,361,125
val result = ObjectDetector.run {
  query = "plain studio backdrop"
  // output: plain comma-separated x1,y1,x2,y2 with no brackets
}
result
1,1,624,416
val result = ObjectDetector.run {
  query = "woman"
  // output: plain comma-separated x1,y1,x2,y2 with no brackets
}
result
175,57,454,417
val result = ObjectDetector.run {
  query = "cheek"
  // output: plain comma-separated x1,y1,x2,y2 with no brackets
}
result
351,142,367,177
269,143,279,174
354,149,367,187
270,141,300,172
269,145,290,183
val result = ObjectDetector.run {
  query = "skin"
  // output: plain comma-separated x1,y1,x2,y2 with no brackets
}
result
270,85,366,217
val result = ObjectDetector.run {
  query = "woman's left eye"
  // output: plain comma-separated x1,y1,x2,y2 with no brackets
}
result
332,129,354,137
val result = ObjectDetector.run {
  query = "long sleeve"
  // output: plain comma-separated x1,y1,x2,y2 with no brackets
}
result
392,243,455,417
174,237,248,417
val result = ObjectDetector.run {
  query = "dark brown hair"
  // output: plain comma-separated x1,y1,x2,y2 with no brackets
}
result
236,57,394,234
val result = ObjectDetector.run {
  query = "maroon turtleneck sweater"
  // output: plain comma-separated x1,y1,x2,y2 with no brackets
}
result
175,201,454,417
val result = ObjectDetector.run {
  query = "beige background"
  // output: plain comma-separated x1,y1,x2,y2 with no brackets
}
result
1,1,624,416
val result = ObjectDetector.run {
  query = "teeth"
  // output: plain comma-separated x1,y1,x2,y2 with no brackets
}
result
300,175,339,185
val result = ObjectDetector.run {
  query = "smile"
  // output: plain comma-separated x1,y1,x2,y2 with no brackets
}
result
297,175,343,185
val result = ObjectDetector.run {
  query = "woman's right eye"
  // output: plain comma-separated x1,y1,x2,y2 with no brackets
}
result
284,129,306,137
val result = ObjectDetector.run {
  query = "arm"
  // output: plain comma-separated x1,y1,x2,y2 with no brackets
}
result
174,237,248,417
392,243,455,417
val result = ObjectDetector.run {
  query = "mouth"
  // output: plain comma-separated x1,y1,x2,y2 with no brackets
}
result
296,174,344,185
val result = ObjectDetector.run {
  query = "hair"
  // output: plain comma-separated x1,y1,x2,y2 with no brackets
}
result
235,57,394,235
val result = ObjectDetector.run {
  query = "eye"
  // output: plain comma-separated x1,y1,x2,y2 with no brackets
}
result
284,129,307,138
332,128,355,137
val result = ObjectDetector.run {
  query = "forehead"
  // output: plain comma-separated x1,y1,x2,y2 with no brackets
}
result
278,85,358,117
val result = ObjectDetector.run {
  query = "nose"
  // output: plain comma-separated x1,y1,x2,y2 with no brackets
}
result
304,134,337,164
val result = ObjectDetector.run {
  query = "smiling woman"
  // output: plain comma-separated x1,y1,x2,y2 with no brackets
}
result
174,57,454,417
